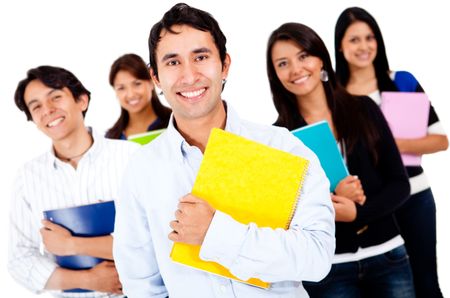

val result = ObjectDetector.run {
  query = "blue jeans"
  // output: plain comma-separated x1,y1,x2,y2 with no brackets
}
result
395,188,443,298
303,245,415,298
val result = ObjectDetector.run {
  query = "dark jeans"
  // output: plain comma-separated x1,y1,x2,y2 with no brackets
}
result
303,245,415,298
395,188,443,298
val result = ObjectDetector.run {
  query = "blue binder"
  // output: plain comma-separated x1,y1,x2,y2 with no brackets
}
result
292,121,349,191
43,200,115,292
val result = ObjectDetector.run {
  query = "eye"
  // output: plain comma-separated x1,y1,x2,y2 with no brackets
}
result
195,54,208,62
277,61,287,68
31,104,41,112
116,86,124,91
367,35,376,41
167,60,180,66
299,53,309,61
52,95,62,101
349,37,359,43
134,81,142,87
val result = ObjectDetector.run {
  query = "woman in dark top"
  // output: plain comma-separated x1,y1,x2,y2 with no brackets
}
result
335,7,448,297
266,22,414,297
106,53,171,140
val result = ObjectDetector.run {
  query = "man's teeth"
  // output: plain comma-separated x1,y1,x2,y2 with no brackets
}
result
180,88,206,98
48,117,64,127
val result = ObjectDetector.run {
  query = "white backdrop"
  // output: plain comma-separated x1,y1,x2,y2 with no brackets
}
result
1,1,448,296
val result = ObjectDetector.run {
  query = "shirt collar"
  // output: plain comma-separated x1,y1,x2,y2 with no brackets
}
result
165,101,242,163
48,127,104,169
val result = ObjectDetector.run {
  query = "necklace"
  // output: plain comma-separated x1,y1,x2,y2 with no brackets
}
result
56,145,91,162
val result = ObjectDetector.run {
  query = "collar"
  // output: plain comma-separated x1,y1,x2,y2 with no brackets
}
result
48,127,104,169
165,101,242,163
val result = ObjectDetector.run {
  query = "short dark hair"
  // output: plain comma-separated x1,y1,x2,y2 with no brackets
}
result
334,7,396,91
14,65,91,121
148,3,227,78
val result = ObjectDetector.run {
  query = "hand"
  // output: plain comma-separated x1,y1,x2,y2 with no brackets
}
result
168,194,215,245
87,261,123,294
335,175,366,205
332,194,357,222
395,138,408,153
40,219,75,255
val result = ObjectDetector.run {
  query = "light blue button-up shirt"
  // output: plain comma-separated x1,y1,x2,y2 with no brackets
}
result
113,105,335,298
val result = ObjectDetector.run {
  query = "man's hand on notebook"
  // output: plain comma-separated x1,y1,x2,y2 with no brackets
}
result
169,194,215,245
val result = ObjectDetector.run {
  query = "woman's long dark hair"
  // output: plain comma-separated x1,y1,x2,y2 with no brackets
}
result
334,7,397,92
266,22,380,161
105,53,172,139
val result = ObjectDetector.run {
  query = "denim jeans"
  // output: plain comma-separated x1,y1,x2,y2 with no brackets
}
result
395,188,443,298
303,245,415,298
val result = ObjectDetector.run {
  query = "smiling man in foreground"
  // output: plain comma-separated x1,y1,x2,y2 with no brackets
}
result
113,3,335,298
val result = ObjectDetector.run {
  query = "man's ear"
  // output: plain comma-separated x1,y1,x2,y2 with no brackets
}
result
78,94,89,112
149,68,161,88
222,53,231,80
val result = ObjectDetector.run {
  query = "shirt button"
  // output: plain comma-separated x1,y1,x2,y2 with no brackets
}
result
220,285,227,293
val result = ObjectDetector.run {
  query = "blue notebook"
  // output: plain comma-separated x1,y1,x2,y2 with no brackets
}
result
292,121,349,191
43,200,115,292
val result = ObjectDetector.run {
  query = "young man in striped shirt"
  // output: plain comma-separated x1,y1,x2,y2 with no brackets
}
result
9,65,138,297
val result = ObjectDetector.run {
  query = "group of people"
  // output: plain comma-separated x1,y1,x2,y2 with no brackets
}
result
8,3,447,298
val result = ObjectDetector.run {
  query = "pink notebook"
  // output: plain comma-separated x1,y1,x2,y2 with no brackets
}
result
380,92,430,166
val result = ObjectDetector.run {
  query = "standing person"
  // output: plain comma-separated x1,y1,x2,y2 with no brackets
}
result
335,7,448,297
106,53,171,139
113,3,335,298
9,65,138,297
267,22,414,297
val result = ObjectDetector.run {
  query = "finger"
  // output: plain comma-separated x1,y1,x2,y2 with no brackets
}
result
169,220,180,231
41,219,58,230
179,194,203,204
168,231,181,242
174,208,184,220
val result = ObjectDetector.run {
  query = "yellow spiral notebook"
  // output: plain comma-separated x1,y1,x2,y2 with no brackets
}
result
170,128,309,288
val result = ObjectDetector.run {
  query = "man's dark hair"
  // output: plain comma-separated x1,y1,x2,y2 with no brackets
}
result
148,3,227,78
15,65,91,121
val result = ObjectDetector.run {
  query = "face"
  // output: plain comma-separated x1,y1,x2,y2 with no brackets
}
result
24,79,88,142
340,21,377,69
271,39,324,98
151,24,230,122
113,70,154,114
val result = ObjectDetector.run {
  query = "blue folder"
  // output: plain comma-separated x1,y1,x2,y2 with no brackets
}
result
43,200,115,292
292,121,349,191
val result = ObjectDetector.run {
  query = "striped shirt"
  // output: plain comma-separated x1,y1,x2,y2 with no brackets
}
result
8,128,139,298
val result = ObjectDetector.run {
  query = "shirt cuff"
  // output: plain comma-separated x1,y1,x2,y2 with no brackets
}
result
199,210,248,269
34,256,58,292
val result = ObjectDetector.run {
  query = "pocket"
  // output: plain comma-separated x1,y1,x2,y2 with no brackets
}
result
382,245,409,264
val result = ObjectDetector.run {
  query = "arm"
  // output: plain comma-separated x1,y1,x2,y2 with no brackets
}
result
395,134,448,155
113,159,168,298
8,171,57,293
40,219,113,259
44,261,122,293
394,72,448,155
196,142,335,283
353,98,411,226
332,194,357,222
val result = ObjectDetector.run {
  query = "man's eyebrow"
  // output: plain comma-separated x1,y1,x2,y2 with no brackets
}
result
161,53,178,63
26,89,58,108
192,47,211,54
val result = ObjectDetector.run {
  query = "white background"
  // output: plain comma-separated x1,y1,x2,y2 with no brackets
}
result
1,0,448,296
